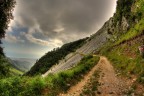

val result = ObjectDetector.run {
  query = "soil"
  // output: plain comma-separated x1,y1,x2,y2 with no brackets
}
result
59,57,129,96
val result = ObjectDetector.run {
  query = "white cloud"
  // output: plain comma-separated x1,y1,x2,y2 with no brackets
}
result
4,33,25,43
4,34,18,43
24,31,63,47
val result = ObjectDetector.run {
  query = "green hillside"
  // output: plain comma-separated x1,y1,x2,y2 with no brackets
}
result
9,58,35,72
0,55,23,78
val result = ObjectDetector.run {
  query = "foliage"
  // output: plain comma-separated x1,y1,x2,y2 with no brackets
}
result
0,55,10,78
26,38,88,76
0,55,23,78
0,76,46,96
134,0,144,20
0,55,100,96
114,0,144,27
9,67,23,76
0,0,15,39
114,0,134,24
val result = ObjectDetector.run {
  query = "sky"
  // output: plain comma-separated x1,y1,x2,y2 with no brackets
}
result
2,0,117,59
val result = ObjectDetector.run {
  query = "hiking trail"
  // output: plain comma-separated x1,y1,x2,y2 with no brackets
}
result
59,56,128,96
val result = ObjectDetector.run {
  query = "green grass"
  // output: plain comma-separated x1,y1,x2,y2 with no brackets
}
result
105,48,143,75
101,33,144,84
0,76,46,96
43,55,100,95
9,67,23,75
0,55,23,78
0,55,100,96
100,40,144,95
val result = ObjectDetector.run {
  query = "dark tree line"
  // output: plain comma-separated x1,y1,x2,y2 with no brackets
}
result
0,0,16,55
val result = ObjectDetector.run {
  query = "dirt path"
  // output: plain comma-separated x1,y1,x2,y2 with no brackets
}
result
59,56,128,96
59,56,101,96
96,57,127,96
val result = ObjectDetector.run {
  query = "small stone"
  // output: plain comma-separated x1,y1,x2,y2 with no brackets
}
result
67,84,71,86
97,91,101,94
109,92,113,94
141,77,144,80
131,93,135,96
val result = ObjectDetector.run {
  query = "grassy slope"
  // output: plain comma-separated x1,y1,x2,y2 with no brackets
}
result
0,55,100,96
101,18,144,81
0,55,23,78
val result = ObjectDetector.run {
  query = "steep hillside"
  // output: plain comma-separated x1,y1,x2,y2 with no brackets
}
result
0,55,23,78
0,55,11,78
26,38,88,76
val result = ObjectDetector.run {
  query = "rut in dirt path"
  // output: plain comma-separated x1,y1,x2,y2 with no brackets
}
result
59,56,128,96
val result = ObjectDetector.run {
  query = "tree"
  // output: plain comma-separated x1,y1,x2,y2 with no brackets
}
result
0,0,16,55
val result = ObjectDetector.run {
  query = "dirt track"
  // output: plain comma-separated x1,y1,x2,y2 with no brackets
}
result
96,57,127,96
59,57,128,96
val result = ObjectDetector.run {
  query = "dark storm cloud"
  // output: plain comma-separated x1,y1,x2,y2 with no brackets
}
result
12,0,116,45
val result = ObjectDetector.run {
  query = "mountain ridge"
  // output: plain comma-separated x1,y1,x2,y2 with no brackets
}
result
8,58,35,72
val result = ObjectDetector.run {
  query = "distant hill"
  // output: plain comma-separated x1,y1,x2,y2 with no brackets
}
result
0,55,23,78
9,58,36,72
